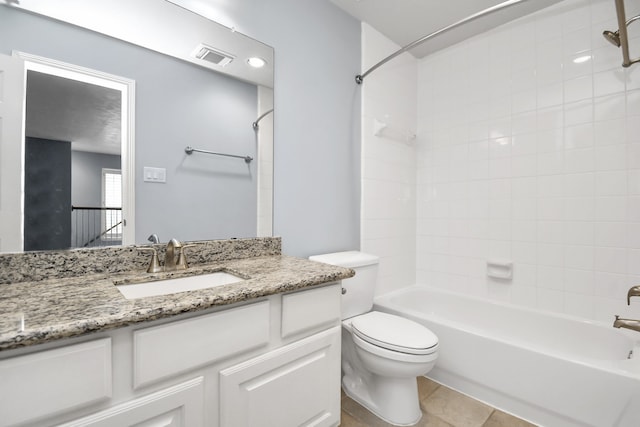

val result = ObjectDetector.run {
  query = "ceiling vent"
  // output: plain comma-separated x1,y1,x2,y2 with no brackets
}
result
192,43,235,66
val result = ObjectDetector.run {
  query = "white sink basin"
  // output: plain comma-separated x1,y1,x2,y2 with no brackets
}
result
115,271,245,299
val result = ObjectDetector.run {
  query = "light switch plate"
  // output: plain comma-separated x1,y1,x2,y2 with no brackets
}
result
143,167,166,183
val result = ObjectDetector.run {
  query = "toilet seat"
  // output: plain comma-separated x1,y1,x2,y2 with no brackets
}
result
351,311,438,355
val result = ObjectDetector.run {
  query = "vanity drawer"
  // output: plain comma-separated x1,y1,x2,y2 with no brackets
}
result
133,300,270,388
281,283,341,338
0,338,112,427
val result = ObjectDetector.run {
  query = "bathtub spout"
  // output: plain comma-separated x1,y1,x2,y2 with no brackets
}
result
627,285,640,305
613,315,640,333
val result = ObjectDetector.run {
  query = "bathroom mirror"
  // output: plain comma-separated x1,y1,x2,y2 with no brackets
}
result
0,0,274,253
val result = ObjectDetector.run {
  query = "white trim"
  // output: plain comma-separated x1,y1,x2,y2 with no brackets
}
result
101,168,122,241
13,51,136,246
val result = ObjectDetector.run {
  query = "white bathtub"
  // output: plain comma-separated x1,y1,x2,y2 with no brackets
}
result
373,285,640,427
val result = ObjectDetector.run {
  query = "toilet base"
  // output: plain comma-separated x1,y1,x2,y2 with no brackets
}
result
342,375,422,426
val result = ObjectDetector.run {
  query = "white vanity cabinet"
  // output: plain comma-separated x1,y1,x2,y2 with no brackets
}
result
0,283,342,427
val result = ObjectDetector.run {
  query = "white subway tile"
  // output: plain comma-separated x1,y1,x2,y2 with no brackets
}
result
537,151,565,175
564,75,593,103
564,172,595,196
565,245,595,270
564,221,594,245
512,89,537,113
564,147,595,173
593,69,626,97
628,196,640,219
594,93,626,122
513,241,537,264
538,175,564,197
536,129,564,153
537,222,566,244
564,197,595,221
629,145,640,170
593,271,629,298
512,198,538,220
511,133,537,157
538,198,565,220
537,107,564,131
537,288,565,312
591,45,623,73
537,265,565,289
595,196,628,221
564,293,595,319
511,154,538,177
629,249,640,275
595,145,627,171
563,27,592,56
594,118,626,146
536,82,564,111
564,268,595,295
564,99,594,126
512,177,538,197
595,222,628,247
595,246,628,274
563,53,593,80
595,171,628,196
564,123,594,149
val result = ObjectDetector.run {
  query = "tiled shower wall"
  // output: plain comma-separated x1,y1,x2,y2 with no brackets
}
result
416,0,640,321
361,23,418,296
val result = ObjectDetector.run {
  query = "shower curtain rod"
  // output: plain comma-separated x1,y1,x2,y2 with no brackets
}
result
355,0,530,84
612,0,640,67
252,109,274,130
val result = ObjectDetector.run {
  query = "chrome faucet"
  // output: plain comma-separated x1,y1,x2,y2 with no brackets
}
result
164,238,182,271
613,316,640,333
627,285,640,305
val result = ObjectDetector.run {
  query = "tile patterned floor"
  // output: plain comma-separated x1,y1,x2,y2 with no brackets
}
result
340,377,538,427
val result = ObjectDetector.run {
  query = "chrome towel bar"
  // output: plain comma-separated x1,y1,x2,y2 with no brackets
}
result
184,146,253,164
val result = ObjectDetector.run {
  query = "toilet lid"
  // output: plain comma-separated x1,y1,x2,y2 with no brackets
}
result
351,311,438,355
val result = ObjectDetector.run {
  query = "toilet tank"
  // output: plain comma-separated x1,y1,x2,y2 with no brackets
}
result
309,251,379,320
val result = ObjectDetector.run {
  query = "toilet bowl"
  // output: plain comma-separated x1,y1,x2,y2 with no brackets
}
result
309,251,439,426
342,312,438,426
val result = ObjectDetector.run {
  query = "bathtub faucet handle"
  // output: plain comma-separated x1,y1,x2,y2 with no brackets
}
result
627,285,640,305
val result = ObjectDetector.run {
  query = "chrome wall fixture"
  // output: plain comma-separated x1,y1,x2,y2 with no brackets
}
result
184,146,253,163
355,0,531,84
603,0,640,67
252,108,274,130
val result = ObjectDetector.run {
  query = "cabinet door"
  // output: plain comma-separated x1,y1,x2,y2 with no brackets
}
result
220,326,341,427
0,338,111,427
58,377,204,427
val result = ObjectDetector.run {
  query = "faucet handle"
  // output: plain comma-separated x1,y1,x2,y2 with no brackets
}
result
138,247,162,273
176,244,198,270
627,285,640,305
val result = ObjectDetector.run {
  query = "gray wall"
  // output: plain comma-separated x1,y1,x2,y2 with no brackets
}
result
0,6,258,244
215,0,363,257
71,151,121,208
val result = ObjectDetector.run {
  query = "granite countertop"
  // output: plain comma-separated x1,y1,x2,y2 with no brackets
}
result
0,255,354,351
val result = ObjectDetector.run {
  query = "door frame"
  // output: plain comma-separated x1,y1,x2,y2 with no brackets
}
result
14,51,136,246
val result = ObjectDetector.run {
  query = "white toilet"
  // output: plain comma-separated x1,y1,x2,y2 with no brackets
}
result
309,251,438,426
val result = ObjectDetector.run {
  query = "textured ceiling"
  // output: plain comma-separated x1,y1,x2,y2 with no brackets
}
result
25,70,121,156
329,0,564,58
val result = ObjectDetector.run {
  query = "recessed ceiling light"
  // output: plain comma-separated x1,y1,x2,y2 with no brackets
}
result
247,57,266,68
